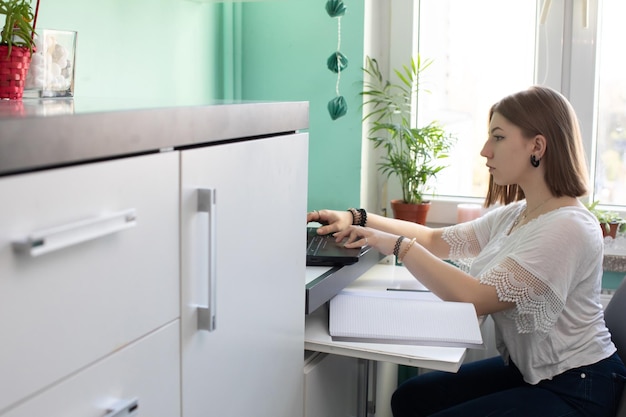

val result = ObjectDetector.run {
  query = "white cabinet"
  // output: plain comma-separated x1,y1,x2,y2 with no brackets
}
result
304,352,360,417
181,133,308,417
2,321,181,417
0,106,308,417
0,152,180,415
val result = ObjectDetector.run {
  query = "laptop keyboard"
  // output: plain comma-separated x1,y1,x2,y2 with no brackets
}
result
307,233,329,255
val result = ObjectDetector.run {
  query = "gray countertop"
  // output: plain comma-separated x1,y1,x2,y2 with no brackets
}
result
604,254,626,273
0,98,309,176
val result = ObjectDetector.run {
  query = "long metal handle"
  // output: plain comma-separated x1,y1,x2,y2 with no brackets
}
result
197,188,217,332
12,208,137,257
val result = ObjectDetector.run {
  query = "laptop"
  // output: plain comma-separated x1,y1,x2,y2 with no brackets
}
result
306,226,365,266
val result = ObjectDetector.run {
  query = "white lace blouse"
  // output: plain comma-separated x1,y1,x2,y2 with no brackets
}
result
442,201,616,384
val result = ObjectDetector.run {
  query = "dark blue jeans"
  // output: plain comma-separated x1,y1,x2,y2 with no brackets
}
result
391,353,626,417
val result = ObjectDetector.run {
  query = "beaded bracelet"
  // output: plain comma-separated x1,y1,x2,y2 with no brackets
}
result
398,237,417,262
348,208,359,225
393,236,406,258
348,208,368,226
357,208,367,227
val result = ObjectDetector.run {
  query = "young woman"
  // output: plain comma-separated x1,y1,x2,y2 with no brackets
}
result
307,86,626,416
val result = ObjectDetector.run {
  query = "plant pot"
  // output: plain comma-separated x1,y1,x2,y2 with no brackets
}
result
390,199,431,225
0,45,33,100
601,222,619,239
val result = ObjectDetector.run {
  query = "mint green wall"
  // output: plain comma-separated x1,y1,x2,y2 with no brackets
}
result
240,1,365,211
29,0,364,210
33,0,220,100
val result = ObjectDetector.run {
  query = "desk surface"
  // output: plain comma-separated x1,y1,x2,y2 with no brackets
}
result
305,264,468,372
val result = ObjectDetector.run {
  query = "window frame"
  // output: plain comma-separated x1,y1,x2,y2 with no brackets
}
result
363,0,622,225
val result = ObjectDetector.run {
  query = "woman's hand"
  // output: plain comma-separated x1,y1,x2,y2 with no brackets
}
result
334,226,399,256
306,209,353,235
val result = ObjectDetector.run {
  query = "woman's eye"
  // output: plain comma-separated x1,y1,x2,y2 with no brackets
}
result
494,135,504,142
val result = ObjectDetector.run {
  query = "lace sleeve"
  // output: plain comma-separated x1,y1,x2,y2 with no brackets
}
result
441,223,484,273
479,257,564,334
442,222,482,259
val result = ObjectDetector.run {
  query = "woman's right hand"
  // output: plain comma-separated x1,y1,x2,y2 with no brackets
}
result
306,209,353,235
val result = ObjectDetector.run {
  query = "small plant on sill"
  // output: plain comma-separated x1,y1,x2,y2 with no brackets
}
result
585,200,626,237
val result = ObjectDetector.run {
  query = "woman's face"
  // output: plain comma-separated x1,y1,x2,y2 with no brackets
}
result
480,112,534,186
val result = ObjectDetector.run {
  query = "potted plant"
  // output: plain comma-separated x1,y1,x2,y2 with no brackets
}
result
0,0,39,100
361,55,457,224
585,200,625,238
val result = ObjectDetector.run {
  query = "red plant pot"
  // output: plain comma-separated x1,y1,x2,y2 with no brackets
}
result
0,45,33,100
390,199,432,225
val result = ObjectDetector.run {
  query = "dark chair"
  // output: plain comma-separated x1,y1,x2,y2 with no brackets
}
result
604,278,626,417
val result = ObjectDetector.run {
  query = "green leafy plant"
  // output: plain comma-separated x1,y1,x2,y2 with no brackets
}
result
585,200,626,234
0,0,36,56
361,55,457,205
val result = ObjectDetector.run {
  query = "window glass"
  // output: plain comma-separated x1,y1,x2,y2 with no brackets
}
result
594,0,626,206
416,0,537,198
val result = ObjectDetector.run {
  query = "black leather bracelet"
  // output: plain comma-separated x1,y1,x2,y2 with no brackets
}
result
393,236,405,258
358,208,367,226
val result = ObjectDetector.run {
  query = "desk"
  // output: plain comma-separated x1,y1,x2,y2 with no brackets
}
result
305,263,468,372
304,263,472,417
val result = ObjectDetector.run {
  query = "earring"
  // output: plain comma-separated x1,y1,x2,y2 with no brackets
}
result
530,155,541,167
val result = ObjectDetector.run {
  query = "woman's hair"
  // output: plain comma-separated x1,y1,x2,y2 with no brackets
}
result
484,85,589,207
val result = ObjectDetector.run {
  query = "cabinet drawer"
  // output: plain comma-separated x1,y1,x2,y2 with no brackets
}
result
1,321,180,417
0,152,179,412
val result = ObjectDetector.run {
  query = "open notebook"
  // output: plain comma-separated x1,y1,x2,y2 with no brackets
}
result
306,226,365,267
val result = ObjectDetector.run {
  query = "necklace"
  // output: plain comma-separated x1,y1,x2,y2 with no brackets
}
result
510,196,554,232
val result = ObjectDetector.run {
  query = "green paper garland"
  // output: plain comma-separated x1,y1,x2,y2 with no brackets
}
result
326,0,348,120
328,96,348,120
327,51,348,73
325,0,346,17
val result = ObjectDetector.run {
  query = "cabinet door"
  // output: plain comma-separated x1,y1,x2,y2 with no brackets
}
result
0,152,179,412
181,133,308,417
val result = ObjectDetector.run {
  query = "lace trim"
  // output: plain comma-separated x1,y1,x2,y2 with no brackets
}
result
442,223,482,259
479,258,563,334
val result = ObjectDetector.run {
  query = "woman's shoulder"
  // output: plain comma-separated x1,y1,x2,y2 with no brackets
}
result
542,205,598,230
534,205,603,251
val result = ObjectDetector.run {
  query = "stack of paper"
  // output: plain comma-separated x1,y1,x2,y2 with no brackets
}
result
329,290,484,349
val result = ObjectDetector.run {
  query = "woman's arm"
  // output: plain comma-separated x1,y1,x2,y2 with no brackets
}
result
335,225,514,317
308,209,451,259
400,242,515,316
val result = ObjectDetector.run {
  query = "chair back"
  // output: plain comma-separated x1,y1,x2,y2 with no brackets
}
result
604,277,626,417
605,279,626,360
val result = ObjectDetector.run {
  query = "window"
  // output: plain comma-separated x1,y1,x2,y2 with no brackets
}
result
595,0,626,205
408,0,626,211
417,0,536,199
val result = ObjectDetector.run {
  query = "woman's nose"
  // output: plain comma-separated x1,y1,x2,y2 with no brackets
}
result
480,140,491,158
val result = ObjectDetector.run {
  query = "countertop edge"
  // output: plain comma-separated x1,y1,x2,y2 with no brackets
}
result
0,101,309,176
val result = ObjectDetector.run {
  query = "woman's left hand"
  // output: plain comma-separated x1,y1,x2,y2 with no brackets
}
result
334,226,399,256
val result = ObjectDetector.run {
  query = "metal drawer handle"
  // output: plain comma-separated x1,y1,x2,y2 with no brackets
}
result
197,188,217,332
104,398,139,417
12,208,137,257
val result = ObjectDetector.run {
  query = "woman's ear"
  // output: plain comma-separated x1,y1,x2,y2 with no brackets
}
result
532,134,547,158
